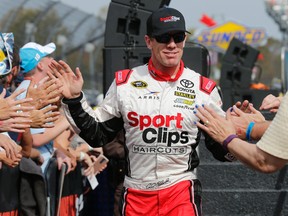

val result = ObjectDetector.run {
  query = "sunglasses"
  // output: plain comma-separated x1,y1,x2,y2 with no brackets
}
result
154,32,186,44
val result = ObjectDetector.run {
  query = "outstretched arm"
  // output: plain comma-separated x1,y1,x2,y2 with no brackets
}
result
194,105,287,173
226,138,287,173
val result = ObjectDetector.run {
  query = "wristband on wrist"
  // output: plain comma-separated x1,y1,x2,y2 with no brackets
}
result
245,122,255,141
223,134,238,152
79,152,85,161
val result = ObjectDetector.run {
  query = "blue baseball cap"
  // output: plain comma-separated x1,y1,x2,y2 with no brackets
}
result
0,32,14,77
20,42,56,73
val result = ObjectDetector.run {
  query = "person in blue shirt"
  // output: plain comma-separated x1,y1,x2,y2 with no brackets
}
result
17,41,74,173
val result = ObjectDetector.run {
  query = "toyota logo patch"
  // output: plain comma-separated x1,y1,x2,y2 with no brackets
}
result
180,79,194,88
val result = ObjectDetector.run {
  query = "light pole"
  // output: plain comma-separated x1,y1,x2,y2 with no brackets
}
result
265,0,288,43
25,22,36,43
56,34,68,60
84,43,96,90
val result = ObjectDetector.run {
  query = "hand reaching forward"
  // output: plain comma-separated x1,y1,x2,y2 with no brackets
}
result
48,60,83,99
0,117,32,133
194,104,236,144
259,94,282,113
0,88,34,120
29,105,60,128
26,76,62,110
229,105,265,139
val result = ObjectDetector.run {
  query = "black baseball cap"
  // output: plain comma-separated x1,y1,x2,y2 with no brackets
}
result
146,7,190,37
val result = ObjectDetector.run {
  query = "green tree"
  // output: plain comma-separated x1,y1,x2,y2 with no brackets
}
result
0,7,105,92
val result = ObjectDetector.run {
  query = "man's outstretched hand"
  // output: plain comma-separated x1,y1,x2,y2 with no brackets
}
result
48,60,84,99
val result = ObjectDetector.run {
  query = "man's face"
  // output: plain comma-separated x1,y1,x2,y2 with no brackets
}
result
145,31,186,71
39,56,54,75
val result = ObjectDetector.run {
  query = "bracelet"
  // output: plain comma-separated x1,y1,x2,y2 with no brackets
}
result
222,134,238,152
245,122,255,141
79,152,85,161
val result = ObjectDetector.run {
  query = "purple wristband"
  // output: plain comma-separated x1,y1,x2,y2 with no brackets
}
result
222,134,238,152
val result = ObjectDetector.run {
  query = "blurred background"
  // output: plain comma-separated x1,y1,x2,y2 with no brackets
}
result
1,0,287,105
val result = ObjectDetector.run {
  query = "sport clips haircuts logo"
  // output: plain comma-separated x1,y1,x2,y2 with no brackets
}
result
127,112,189,155
160,16,180,23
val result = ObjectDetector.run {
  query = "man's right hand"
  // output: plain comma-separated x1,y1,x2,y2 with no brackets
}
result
48,60,84,99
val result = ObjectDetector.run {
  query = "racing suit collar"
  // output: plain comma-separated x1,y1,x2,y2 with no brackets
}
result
148,58,184,82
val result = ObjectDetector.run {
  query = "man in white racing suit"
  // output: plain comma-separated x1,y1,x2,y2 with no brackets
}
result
54,6,235,216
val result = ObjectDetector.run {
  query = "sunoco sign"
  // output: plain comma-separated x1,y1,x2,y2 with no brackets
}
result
194,21,267,52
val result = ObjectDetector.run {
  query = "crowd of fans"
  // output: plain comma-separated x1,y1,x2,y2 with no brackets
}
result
0,32,108,216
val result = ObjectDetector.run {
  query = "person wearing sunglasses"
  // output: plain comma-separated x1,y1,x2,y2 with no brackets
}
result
53,6,234,216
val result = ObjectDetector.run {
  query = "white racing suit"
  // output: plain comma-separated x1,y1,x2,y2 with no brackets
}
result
62,59,235,191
